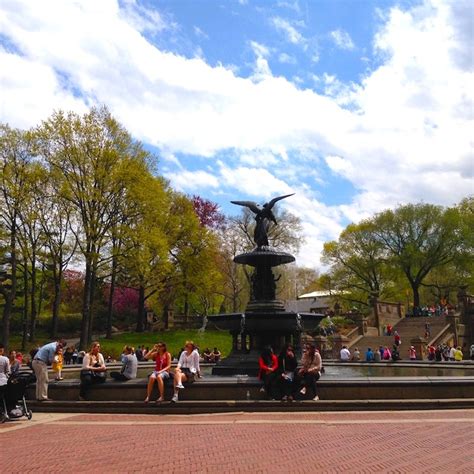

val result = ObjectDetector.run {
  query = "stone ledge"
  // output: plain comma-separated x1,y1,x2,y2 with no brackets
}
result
27,398,474,414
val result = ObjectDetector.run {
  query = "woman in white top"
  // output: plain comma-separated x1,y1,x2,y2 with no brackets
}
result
172,341,200,403
79,341,107,400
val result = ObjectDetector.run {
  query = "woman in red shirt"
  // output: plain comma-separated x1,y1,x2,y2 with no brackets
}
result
258,346,278,399
144,342,171,403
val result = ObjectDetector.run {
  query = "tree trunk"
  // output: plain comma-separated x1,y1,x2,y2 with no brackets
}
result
28,253,37,342
51,264,62,339
2,224,18,350
80,260,92,350
162,304,169,330
87,267,97,346
21,258,28,351
37,263,46,318
136,285,146,332
106,254,117,339
411,282,421,308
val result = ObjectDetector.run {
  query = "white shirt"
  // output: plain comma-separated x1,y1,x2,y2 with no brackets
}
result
177,349,200,374
82,352,105,369
449,347,456,359
340,348,351,361
0,355,10,386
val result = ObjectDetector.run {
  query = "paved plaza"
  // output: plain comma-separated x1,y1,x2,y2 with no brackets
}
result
1,409,473,473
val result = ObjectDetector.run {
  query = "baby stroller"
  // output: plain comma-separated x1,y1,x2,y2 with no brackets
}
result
1,371,36,423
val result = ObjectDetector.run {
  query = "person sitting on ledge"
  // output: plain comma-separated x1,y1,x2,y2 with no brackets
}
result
277,344,297,402
352,347,361,361
340,346,351,362
144,342,171,403
79,341,107,401
365,347,374,362
172,341,200,403
382,346,391,360
373,348,381,362
258,346,279,400
212,347,221,363
297,344,322,401
202,348,213,362
110,346,137,382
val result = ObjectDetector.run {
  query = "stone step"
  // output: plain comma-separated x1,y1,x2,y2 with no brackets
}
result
27,375,474,402
26,398,474,414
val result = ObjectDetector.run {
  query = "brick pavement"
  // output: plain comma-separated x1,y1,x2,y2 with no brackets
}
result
1,410,473,473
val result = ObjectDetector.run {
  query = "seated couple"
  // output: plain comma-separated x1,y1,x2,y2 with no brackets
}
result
259,343,322,401
144,341,200,403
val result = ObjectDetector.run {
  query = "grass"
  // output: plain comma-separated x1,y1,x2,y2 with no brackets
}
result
99,330,232,360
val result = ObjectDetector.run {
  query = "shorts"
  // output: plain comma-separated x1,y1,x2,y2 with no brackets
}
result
150,371,170,380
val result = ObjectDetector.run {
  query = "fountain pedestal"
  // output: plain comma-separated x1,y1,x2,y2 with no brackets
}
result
209,248,323,375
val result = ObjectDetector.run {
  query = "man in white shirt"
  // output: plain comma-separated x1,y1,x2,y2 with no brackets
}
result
340,346,351,361
0,344,11,387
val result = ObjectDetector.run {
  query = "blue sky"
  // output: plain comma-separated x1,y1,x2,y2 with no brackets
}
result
0,0,472,267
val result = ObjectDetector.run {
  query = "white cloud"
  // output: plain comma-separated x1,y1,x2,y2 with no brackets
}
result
164,169,220,191
278,52,296,64
0,0,472,268
270,17,306,47
193,26,209,39
329,29,355,50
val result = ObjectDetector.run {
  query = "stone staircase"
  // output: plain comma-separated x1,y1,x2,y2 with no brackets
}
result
350,316,451,353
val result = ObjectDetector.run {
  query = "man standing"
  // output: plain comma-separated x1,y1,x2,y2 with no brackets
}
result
0,344,10,394
32,339,66,401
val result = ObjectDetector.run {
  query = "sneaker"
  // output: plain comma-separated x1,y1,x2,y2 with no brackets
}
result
299,387,306,395
259,387,266,393
144,397,150,404
171,394,179,403
312,395,320,401
176,383,185,389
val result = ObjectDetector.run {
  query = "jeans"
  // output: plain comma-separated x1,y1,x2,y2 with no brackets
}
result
80,373,106,398
110,372,129,381
299,371,320,398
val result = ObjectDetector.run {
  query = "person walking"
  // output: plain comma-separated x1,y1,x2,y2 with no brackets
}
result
32,339,66,401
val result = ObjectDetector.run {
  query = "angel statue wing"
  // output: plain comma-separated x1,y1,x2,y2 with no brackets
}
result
265,193,295,209
230,201,262,214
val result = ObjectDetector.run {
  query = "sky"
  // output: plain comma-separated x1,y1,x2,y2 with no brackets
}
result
0,0,473,268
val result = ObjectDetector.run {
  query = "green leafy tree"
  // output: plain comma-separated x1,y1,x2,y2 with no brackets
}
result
0,125,34,348
373,203,465,307
36,107,150,349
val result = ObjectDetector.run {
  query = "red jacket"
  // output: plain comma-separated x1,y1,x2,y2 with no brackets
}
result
258,354,278,379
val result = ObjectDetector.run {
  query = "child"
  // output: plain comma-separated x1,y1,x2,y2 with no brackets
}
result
52,346,64,381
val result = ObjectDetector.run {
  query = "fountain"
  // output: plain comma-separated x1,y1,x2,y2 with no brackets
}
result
209,194,324,375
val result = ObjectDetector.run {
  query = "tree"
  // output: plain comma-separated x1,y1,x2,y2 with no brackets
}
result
38,176,77,339
0,125,34,349
322,221,393,306
36,107,151,349
373,203,465,307
191,195,225,230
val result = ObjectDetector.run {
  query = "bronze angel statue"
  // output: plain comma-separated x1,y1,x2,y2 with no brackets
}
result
231,193,295,248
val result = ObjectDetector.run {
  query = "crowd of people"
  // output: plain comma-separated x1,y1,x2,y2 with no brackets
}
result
340,343,474,362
